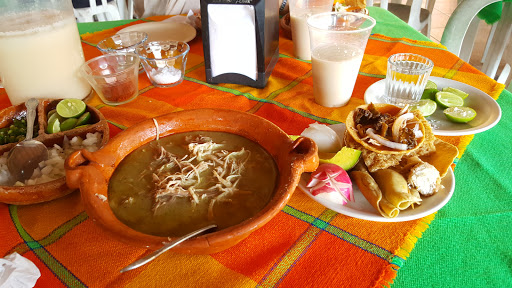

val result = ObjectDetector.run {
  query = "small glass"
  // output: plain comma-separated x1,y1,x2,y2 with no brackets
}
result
385,53,434,106
79,53,140,106
97,32,148,54
137,41,190,88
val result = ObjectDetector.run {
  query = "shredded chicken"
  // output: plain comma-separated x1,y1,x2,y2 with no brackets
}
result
147,135,251,218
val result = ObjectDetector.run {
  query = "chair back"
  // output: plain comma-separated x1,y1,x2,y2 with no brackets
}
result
441,0,511,82
367,0,436,37
74,0,122,22
440,0,502,57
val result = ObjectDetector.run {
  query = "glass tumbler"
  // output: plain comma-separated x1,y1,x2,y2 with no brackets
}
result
385,53,434,106
97,32,148,54
79,53,140,106
137,41,190,88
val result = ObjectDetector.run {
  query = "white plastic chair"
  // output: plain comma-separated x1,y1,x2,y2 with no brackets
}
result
367,0,436,38
441,0,512,81
74,0,122,22
116,0,134,20
496,64,510,85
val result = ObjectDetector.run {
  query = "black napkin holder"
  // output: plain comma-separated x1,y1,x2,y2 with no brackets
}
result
200,0,279,88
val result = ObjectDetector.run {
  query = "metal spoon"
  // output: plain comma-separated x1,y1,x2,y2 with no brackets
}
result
7,98,49,182
120,224,217,273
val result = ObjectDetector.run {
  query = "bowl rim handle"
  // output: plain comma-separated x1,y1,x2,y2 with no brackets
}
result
290,136,319,173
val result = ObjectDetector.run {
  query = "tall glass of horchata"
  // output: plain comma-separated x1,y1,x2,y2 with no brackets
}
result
289,0,334,61
307,12,376,107
0,0,91,105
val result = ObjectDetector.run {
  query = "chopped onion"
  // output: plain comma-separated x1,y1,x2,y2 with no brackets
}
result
391,112,414,142
366,128,408,150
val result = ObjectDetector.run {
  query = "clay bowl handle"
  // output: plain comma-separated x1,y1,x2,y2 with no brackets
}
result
290,136,319,173
65,149,92,189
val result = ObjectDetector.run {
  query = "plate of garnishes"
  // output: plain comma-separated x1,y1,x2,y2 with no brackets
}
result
296,103,458,222
0,98,109,205
364,76,501,136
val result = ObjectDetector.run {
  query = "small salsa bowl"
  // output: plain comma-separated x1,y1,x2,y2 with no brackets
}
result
65,108,318,254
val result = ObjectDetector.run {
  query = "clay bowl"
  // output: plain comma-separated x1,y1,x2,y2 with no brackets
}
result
0,99,109,205
65,108,319,254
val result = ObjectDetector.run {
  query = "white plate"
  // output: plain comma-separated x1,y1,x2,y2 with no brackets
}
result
297,168,455,222
118,22,197,43
364,77,502,136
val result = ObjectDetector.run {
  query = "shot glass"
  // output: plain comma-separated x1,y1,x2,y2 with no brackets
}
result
79,53,140,106
97,32,148,54
289,0,334,60
385,53,434,106
307,12,376,107
137,41,190,88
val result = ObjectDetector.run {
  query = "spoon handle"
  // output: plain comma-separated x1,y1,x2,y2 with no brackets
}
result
25,98,39,141
120,224,217,273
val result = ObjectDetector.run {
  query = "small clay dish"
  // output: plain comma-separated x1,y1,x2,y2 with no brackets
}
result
65,108,319,254
0,99,109,205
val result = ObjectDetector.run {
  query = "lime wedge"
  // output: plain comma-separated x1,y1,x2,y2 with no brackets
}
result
435,92,464,108
60,118,78,131
410,99,437,117
46,116,61,134
76,112,91,126
47,112,64,126
56,99,86,118
47,109,57,120
425,80,437,90
421,88,439,100
443,106,477,123
442,87,469,99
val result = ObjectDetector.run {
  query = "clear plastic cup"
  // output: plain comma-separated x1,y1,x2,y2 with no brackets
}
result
289,0,334,60
137,41,190,88
79,53,140,106
385,53,434,106
307,12,376,107
97,32,148,54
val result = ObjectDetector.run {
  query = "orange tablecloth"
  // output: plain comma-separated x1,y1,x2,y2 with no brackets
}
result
0,14,504,288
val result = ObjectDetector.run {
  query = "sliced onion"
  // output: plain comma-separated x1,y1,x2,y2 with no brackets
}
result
301,123,342,153
397,104,410,116
391,113,414,142
366,128,408,150
413,124,424,138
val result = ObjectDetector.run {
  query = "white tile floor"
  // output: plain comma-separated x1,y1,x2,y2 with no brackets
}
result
429,0,511,85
